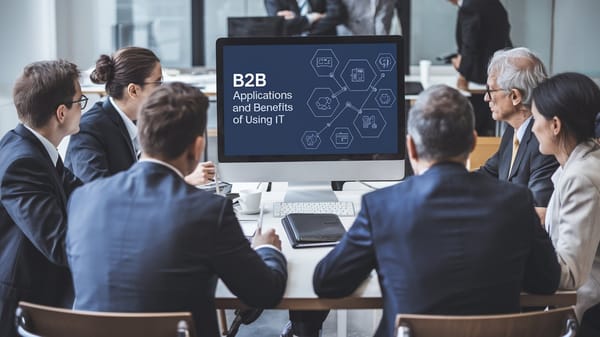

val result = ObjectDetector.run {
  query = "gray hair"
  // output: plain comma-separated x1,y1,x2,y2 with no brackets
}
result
408,85,475,162
487,47,547,107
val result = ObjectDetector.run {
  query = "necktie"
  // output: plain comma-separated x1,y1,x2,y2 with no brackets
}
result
56,156,64,177
508,133,520,177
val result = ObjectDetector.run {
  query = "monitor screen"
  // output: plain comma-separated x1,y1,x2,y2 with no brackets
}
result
216,36,405,187
227,16,285,37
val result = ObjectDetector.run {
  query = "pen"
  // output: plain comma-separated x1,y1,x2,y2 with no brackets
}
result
257,202,264,233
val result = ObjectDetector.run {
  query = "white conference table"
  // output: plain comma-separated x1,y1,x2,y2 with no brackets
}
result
214,182,576,310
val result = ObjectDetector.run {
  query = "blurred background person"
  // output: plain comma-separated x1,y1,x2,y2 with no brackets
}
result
448,0,512,136
448,0,512,88
338,0,395,35
265,0,346,36
531,72,600,337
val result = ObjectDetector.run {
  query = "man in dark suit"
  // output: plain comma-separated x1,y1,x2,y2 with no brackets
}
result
449,0,512,136
449,0,512,86
265,0,345,36
66,82,287,337
478,47,559,224
0,60,84,337
313,85,561,337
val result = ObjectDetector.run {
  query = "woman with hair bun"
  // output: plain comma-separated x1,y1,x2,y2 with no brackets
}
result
530,72,600,337
65,46,214,184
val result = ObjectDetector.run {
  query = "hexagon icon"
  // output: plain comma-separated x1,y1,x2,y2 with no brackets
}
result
329,127,353,149
310,49,339,77
301,131,321,149
307,88,339,118
340,59,377,92
353,108,387,138
375,53,396,72
375,88,396,108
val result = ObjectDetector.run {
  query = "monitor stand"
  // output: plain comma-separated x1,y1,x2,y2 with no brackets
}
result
284,182,338,203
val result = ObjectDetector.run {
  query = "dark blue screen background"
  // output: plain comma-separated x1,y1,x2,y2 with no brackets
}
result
221,43,399,157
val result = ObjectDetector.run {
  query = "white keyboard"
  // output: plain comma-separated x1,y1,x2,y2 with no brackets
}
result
272,201,356,217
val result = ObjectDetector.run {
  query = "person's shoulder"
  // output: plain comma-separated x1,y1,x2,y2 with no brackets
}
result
561,143,600,183
79,101,114,126
0,131,44,170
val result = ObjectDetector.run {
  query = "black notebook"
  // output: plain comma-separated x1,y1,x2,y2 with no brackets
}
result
281,213,346,248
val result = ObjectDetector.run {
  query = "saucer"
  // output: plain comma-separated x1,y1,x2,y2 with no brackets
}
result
238,208,260,215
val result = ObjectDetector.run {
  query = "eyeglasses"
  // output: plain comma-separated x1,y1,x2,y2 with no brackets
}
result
485,85,507,98
69,94,88,110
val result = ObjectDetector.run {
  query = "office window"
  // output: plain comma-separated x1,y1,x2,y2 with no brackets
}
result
115,0,192,67
202,0,267,67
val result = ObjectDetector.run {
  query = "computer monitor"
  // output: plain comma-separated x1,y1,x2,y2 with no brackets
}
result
216,36,405,201
227,16,285,37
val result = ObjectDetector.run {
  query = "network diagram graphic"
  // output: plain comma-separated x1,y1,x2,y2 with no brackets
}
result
300,49,397,151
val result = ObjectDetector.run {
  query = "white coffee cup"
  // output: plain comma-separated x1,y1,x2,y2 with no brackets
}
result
237,189,262,214
419,59,432,87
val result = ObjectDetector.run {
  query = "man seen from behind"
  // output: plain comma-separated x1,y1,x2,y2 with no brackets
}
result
313,85,560,337
66,82,287,337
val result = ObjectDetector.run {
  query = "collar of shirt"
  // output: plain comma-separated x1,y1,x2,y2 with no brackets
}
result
139,157,184,178
458,0,464,6
514,116,532,144
109,97,138,144
23,124,60,166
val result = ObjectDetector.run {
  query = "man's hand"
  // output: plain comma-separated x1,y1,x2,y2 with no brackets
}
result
277,10,296,20
306,12,325,24
451,54,462,70
252,227,282,251
184,161,215,185
456,74,469,91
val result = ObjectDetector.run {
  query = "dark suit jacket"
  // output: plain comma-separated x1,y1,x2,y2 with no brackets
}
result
478,121,558,207
0,124,82,337
456,0,512,84
67,161,287,337
265,0,345,36
65,99,137,183
313,162,560,337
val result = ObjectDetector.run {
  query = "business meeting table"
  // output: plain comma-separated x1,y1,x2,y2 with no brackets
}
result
214,182,577,311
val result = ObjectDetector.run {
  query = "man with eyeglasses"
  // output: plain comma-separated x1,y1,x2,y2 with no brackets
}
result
477,47,558,224
0,60,84,337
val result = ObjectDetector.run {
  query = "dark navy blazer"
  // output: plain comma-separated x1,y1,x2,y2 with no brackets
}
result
0,124,82,337
479,120,558,207
67,162,287,337
313,162,560,337
65,99,136,183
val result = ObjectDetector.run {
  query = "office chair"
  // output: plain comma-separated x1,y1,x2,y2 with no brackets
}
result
15,301,196,337
396,306,577,337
